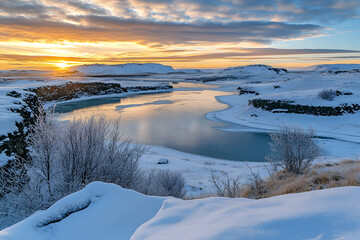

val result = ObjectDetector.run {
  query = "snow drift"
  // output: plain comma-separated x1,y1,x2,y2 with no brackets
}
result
132,187,360,240
2,182,360,240
0,182,165,240
69,63,175,76
221,64,288,75
304,64,360,73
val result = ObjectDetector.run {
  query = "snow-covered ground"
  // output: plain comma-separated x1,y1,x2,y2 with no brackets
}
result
139,145,268,197
2,182,360,240
205,64,360,144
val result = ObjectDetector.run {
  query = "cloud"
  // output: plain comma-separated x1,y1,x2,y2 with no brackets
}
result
0,0,359,70
1,48,358,63
0,0,358,45
0,54,90,62
0,15,323,44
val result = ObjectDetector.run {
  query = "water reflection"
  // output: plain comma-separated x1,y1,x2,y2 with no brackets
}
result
55,88,271,162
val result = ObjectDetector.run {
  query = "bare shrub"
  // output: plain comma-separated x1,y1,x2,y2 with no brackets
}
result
59,116,145,193
210,170,241,198
140,169,186,198
318,89,336,101
244,163,268,199
267,125,321,174
0,113,146,229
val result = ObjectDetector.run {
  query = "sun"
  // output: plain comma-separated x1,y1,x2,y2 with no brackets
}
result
54,62,70,68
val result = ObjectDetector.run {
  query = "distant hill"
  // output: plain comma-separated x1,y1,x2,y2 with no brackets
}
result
221,64,288,75
304,64,360,73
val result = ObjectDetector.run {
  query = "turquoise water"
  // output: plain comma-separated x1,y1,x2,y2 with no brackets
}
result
55,83,271,162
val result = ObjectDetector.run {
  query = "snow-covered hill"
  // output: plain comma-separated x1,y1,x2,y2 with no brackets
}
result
220,64,288,75
304,64,360,73
1,182,360,240
69,63,175,76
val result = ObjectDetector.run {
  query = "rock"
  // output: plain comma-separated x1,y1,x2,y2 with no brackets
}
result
248,98,359,116
157,158,169,164
237,86,259,95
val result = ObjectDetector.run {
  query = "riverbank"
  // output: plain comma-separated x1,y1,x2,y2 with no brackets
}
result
206,71,360,144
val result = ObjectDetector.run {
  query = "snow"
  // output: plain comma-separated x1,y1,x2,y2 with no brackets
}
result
132,186,360,240
0,182,166,240
69,63,175,76
0,152,13,167
220,64,287,75
303,64,360,72
2,182,360,240
0,93,22,136
139,145,268,197
207,70,360,146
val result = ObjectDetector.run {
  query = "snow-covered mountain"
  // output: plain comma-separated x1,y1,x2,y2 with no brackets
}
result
69,63,176,76
220,64,288,75
304,64,360,72
2,182,360,240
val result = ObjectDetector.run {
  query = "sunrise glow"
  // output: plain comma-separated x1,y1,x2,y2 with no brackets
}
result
0,1,359,70
54,63,71,69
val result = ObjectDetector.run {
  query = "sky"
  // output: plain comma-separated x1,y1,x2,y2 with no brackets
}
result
0,0,359,70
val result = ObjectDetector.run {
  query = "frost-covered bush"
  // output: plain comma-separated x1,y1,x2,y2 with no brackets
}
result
0,113,146,229
153,170,186,198
58,116,145,193
266,125,321,174
27,112,146,195
318,89,336,101
139,170,186,198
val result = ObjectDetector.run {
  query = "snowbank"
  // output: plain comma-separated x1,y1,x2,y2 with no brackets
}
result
304,64,360,72
69,63,175,76
132,187,360,240
3,183,360,240
0,182,166,240
221,64,287,75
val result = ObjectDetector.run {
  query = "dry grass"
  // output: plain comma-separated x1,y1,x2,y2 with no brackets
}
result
240,160,360,199
188,160,360,200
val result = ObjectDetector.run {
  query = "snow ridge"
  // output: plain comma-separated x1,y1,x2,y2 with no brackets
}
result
304,64,360,72
221,64,288,75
